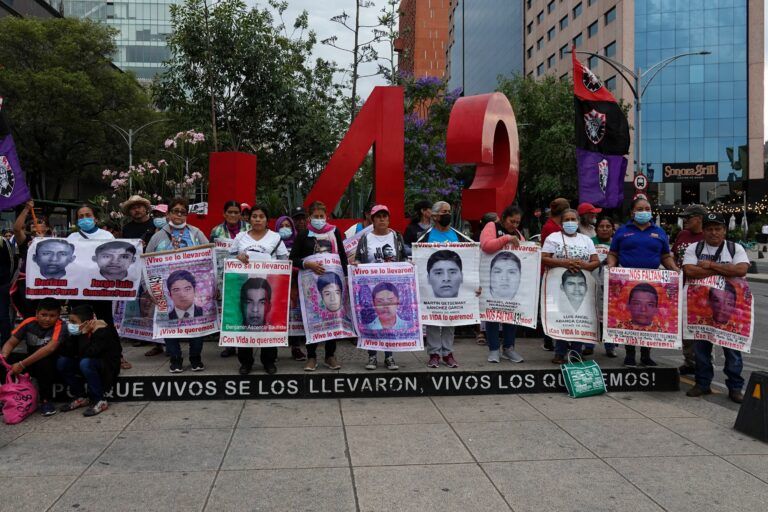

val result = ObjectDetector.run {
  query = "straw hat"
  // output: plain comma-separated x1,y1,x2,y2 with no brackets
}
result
121,195,151,214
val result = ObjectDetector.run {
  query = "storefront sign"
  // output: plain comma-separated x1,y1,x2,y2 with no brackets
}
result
663,162,718,182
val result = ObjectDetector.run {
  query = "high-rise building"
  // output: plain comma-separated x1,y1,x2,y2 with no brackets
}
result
1,0,61,18
446,0,524,95
396,0,451,79
62,0,176,82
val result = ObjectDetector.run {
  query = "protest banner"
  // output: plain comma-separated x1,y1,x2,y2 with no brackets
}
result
479,242,540,328
298,253,356,343
214,238,234,293
412,242,480,326
343,225,373,263
289,302,305,336
349,262,423,352
683,276,754,353
604,267,682,349
593,245,610,322
114,292,156,342
142,244,219,339
219,259,291,348
25,238,143,300
541,267,599,343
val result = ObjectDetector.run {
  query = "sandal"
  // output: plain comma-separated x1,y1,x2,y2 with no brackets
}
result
120,356,132,370
476,334,487,345
145,345,164,357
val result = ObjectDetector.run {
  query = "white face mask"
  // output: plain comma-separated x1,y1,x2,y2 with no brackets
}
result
170,221,187,229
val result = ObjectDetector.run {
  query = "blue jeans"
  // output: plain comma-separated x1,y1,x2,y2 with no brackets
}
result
368,350,393,358
555,340,583,357
694,340,744,391
57,356,104,402
486,322,517,351
165,337,203,362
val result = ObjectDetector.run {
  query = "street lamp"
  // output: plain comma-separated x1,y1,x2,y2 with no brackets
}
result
101,119,169,194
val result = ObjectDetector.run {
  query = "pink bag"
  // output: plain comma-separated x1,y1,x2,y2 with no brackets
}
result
0,354,38,424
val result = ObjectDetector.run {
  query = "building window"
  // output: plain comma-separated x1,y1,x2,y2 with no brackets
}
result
605,76,617,92
560,72,569,81
547,0,556,14
559,15,568,30
604,41,616,58
527,22,533,34
547,27,556,41
527,46,533,59
559,44,568,59
588,55,598,69
537,37,544,51
588,0,597,5
537,63,544,76
573,2,582,19
573,33,583,48
547,54,556,68
526,0,532,9
537,10,543,24
588,21,598,38
605,6,616,25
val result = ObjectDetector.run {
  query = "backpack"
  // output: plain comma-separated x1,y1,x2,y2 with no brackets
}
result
694,240,736,262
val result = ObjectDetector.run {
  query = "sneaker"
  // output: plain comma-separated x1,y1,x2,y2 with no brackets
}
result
304,358,317,371
324,357,341,370
443,353,459,368
264,364,277,375
220,347,236,358
427,354,440,368
190,359,205,372
83,400,109,417
487,349,500,363
385,357,399,370
40,401,57,416
169,359,184,373
502,348,524,363
239,365,252,375
60,397,89,412
291,347,307,361
623,357,637,368
640,358,658,367
606,349,617,358
686,386,712,398
729,390,744,404
542,338,554,351
551,355,566,365
365,356,378,370
678,364,695,376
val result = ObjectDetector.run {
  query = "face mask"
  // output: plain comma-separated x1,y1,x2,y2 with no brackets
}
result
634,211,653,224
77,217,96,232
153,217,168,229
562,221,579,235
278,227,293,239
67,323,81,335
170,221,187,230
438,213,452,227
310,218,326,230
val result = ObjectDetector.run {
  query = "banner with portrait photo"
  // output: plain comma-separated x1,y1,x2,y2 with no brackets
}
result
541,267,599,343
349,262,423,352
413,242,480,326
604,267,682,349
479,242,540,328
683,276,753,353
25,238,143,300
343,225,373,263
593,245,611,322
113,292,156,342
214,238,234,294
142,244,219,339
219,259,291,348
298,253,356,344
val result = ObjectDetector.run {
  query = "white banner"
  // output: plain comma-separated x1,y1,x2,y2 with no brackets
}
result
114,293,156,342
413,242,480,326
541,267,599,343
479,242,540,328
25,238,143,300
298,253,357,344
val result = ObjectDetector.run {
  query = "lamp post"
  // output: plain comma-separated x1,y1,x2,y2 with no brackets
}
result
101,119,168,194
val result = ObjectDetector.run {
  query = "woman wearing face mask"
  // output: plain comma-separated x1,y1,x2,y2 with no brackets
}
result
135,204,169,356
274,214,307,362
541,209,600,365
584,216,617,358
607,198,679,367
289,201,348,371
57,305,122,417
66,205,114,241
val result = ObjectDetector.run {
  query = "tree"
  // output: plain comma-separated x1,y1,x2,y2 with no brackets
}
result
0,17,159,200
373,0,400,84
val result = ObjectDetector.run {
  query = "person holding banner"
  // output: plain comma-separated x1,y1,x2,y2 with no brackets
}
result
275,213,307,362
290,201,347,371
607,197,679,367
541,208,600,364
585,216,617,358
683,213,749,403
344,202,374,239
120,195,155,242
354,204,408,370
66,204,114,241
11,200,51,318
403,200,433,254
479,205,525,363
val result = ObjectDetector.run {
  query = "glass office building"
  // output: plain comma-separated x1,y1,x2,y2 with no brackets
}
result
63,0,176,82
635,0,749,206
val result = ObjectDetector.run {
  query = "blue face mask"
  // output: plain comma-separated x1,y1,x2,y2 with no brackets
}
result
562,221,579,235
634,211,653,224
67,323,81,335
77,217,96,232
278,227,293,239
153,217,168,229
310,218,326,230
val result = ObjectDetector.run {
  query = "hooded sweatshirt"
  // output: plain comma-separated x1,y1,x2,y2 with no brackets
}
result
274,215,297,250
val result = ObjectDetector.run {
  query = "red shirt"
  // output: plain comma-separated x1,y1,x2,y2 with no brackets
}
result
671,229,704,267
540,218,561,244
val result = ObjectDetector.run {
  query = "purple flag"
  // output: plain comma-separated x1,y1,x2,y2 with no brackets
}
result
576,148,627,208
0,134,32,209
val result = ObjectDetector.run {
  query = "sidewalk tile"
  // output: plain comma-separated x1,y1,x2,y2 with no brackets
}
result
346,423,472,466
609,393,699,418
2,475,75,512
89,429,231,474
354,463,509,512
655,417,768,455
0,432,116,477
607,456,768,512
0,413,52,447
521,394,643,420
207,468,356,512
51,471,216,512
645,392,739,427
453,420,594,462
483,459,663,512
556,418,708,457
127,400,243,430
432,395,546,422
222,426,347,470
341,397,445,425
723,455,768,482
34,402,146,432
238,399,342,428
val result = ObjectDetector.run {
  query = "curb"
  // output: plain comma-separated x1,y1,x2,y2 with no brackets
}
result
747,275,768,284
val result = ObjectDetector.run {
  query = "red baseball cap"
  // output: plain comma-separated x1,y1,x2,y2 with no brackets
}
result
577,202,602,215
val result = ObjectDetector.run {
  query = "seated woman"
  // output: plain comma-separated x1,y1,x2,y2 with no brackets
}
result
57,305,122,417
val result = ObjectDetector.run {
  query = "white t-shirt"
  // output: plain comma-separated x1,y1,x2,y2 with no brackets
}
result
365,231,397,262
66,229,114,241
230,230,288,260
542,232,596,262
682,241,750,266
578,224,596,238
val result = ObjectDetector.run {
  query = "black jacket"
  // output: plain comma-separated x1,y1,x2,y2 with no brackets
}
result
59,325,122,392
289,227,348,273
169,305,204,320
404,222,430,248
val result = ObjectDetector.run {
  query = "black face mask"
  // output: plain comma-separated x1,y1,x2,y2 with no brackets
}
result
438,213,452,227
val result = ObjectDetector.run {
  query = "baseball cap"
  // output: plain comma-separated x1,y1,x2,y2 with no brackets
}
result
370,204,389,216
577,202,602,215
291,206,307,218
152,204,168,214
703,213,726,226
240,202,251,212
680,204,708,218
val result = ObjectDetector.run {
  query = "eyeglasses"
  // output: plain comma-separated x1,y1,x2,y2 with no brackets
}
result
170,209,188,215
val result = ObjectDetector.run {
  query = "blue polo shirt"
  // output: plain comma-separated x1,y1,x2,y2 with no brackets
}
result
426,228,459,243
610,221,671,269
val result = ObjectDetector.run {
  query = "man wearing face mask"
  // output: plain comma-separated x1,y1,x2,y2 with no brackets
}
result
577,203,601,238
67,205,114,241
